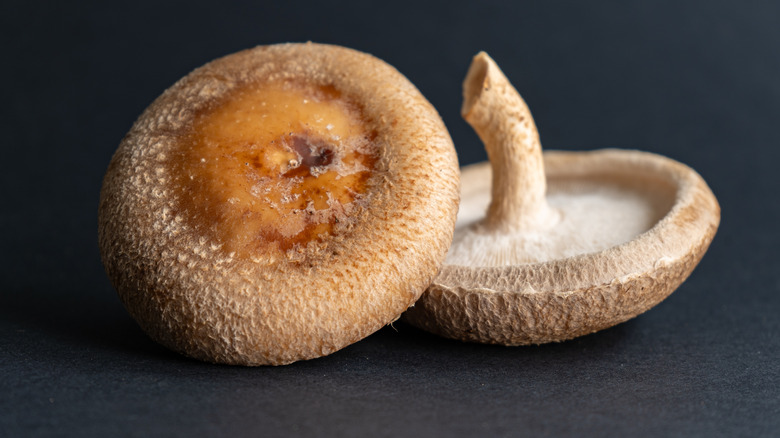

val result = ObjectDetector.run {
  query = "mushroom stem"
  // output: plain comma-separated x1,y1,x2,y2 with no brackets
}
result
461,52,552,232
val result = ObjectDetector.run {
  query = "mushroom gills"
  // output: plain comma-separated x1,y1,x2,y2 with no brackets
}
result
448,159,677,267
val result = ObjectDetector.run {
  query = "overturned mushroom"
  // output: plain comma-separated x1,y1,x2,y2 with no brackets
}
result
404,52,720,345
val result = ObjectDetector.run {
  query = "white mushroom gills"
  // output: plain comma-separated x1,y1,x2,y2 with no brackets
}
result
448,53,671,267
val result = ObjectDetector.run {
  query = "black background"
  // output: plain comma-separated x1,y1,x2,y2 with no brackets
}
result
2,1,779,436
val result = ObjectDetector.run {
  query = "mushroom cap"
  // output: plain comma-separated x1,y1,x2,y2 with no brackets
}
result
404,149,720,345
98,43,460,365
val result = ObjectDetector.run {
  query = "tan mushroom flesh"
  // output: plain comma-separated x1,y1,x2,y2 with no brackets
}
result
404,52,720,345
99,43,460,365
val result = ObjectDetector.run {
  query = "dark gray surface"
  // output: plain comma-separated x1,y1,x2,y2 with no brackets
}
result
2,1,779,436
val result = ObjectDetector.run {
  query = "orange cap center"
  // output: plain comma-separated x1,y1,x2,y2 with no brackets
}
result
171,81,378,258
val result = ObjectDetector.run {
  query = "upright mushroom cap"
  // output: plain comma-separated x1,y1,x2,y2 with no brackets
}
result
404,52,720,345
99,43,460,365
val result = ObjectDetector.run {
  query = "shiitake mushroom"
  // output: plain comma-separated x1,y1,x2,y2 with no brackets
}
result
99,43,460,365
403,52,720,345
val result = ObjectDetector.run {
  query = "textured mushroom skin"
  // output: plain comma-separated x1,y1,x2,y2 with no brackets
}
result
99,43,460,365
404,150,720,345
405,222,715,345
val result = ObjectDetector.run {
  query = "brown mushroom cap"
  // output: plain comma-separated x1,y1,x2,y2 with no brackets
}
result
403,52,720,345
99,43,460,365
